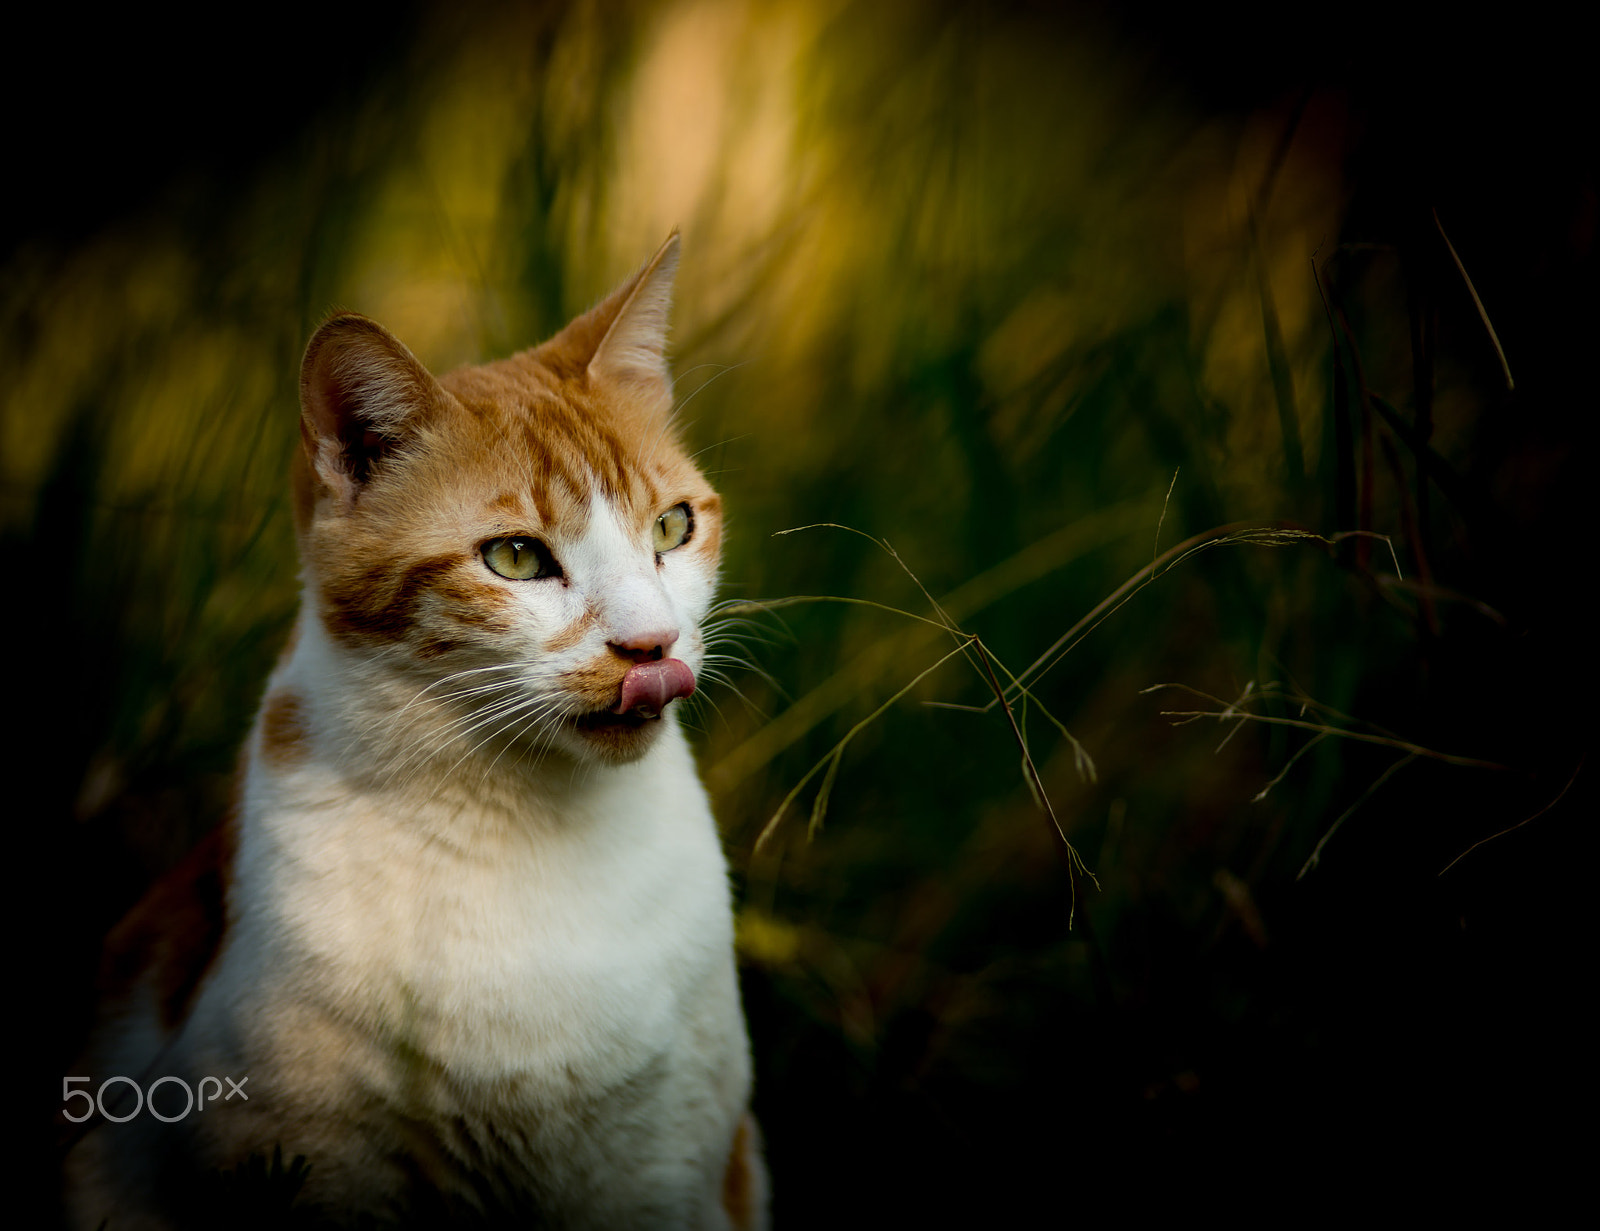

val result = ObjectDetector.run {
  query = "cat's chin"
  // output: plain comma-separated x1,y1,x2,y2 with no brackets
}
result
560,704,675,762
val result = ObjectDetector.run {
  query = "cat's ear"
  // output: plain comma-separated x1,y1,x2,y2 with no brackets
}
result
299,314,444,508
581,232,681,394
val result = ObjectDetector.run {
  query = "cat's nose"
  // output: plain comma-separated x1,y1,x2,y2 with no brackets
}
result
607,628,680,664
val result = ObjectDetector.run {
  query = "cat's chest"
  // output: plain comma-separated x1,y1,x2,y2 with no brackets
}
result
231,745,733,1079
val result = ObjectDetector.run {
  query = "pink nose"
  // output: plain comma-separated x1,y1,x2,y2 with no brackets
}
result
614,658,696,717
608,628,680,664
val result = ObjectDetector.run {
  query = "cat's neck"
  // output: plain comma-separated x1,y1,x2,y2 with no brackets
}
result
231,599,725,1032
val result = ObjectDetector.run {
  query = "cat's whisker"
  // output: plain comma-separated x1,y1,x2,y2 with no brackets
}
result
684,689,728,731
385,672,544,768
446,695,560,781
670,361,748,425
387,683,526,757
695,670,766,720
700,620,776,650
703,600,799,645
480,697,572,780
700,662,752,686
700,637,771,667
700,614,757,632
700,648,780,695
403,660,533,700
700,619,777,666
443,689,554,754
643,361,748,472
382,681,547,786
687,432,752,465
708,595,765,616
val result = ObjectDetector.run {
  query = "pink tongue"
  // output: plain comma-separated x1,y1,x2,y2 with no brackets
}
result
614,658,696,716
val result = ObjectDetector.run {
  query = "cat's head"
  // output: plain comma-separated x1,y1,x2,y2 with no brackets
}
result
292,234,722,766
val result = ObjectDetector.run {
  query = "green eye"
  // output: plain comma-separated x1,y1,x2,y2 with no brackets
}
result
654,503,692,554
483,536,560,580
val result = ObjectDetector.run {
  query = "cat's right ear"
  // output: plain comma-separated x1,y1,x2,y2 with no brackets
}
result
299,314,444,509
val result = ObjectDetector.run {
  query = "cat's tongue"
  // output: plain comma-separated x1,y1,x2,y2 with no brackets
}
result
614,658,696,718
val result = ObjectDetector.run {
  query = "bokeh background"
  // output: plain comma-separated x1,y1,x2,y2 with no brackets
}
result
11,1,1590,1221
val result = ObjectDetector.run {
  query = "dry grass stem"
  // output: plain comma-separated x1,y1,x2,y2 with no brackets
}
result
1148,680,1407,742
746,525,1103,915
1153,467,1179,567
969,638,1098,924
1145,689,1508,771
1252,731,1328,803
1298,754,1419,879
753,638,976,853
1213,680,1257,753
716,594,955,634
1433,207,1514,391
996,523,1399,711
711,504,1144,791
1439,759,1583,875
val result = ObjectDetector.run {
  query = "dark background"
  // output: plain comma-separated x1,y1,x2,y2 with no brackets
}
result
10,2,1590,1222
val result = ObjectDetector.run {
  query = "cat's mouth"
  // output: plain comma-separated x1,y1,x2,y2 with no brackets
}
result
574,706,655,732
573,659,696,732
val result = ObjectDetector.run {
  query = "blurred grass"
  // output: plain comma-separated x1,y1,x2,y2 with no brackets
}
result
11,0,1590,1222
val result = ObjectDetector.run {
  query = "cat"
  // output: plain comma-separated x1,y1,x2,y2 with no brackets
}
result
64,233,767,1229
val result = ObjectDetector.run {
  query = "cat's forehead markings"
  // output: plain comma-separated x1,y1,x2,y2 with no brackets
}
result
462,373,689,529
483,495,552,536
639,471,664,516
520,421,584,510
596,424,633,502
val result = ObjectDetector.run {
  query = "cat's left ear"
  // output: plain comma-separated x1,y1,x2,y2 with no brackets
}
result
585,232,681,396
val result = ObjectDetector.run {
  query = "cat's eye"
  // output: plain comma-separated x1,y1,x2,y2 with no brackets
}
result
483,536,561,580
653,503,693,554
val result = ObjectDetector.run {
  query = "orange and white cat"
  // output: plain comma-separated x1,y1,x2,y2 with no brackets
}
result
65,235,766,1229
